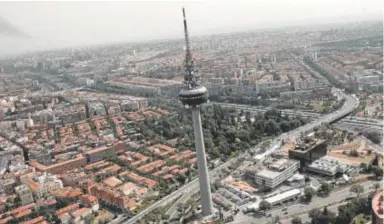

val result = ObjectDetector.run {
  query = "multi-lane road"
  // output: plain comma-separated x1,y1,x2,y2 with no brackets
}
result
121,91,358,224
214,97,381,131
230,180,381,224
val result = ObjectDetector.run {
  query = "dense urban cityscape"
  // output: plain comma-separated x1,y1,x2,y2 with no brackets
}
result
0,5,383,224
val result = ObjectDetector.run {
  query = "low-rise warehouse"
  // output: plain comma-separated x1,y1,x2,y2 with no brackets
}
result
265,188,301,206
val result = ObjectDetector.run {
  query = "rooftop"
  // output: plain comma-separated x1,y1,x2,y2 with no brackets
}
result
292,138,325,152
103,176,123,188
71,207,90,218
257,170,281,179
265,188,301,204
307,156,350,174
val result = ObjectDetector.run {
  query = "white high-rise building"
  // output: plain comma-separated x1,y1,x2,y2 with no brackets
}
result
27,113,34,127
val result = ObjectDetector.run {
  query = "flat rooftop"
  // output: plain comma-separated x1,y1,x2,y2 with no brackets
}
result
307,156,350,173
265,188,301,204
293,138,325,152
257,170,281,179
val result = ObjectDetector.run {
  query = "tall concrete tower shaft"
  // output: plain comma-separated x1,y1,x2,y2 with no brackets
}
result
178,8,214,217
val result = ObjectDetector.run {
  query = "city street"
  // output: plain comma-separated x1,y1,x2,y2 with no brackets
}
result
229,180,381,224
279,202,345,224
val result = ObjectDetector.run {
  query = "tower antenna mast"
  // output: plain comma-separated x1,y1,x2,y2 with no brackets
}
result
182,8,198,89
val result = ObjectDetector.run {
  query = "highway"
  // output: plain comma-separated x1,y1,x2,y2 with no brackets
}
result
230,180,381,224
214,101,381,130
122,91,358,224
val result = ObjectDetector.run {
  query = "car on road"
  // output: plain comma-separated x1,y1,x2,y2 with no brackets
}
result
284,212,288,215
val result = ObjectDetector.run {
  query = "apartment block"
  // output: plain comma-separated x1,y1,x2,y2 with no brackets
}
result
84,146,116,163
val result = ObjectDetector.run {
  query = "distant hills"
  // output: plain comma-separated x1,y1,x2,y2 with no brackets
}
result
0,16,29,37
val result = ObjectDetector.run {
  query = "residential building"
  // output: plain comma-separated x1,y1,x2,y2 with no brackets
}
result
71,207,92,223
15,185,34,205
0,178,16,194
30,155,86,174
84,146,116,163
88,184,136,211
79,194,99,211
23,173,63,199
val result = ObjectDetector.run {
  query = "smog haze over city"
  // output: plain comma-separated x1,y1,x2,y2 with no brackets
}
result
0,1,383,224
0,0,382,56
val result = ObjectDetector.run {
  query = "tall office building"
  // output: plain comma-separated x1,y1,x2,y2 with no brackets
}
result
178,8,214,217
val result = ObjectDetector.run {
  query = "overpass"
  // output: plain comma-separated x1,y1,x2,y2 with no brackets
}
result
214,96,382,130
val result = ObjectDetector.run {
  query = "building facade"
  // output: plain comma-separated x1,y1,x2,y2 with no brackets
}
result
250,159,300,189
15,184,35,205
24,173,64,199
84,146,116,163
289,139,327,169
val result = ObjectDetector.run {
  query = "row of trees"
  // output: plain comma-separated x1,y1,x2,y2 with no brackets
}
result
292,185,381,224
209,94,273,107
360,154,383,180
364,131,382,144
303,56,344,89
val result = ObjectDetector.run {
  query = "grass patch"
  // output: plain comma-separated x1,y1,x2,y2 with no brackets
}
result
353,213,371,224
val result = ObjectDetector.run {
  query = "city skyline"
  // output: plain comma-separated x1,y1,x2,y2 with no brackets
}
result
0,4,382,223
0,0,382,57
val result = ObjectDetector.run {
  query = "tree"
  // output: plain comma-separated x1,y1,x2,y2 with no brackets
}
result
308,208,321,221
265,119,281,136
291,217,302,224
349,150,359,157
359,163,367,172
272,215,281,224
335,195,372,224
364,131,382,144
318,181,332,197
259,200,271,211
304,187,316,202
261,140,271,152
280,121,291,132
371,155,379,166
373,183,381,191
350,184,364,197
318,206,336,224
372,166,383,180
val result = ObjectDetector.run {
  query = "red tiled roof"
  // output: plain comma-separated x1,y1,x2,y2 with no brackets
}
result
20,216,44,224
0,217,13,224
56,203,79,216
71,207,90,218
10,203,36,215
14,209,32,218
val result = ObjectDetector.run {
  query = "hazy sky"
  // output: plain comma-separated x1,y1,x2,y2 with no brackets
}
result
0,1,382,56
